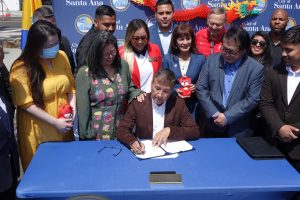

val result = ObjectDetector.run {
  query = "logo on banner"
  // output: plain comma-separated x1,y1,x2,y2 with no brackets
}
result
181,0,199,9
75,14,93,35
255,0,268,13
146,15,157,27
110,0,130,11
287,17,297,29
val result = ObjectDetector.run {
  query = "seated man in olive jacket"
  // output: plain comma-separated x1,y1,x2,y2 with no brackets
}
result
116,68,200,154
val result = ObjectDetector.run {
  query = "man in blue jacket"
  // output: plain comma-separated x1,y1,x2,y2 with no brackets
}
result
149,0,175,55
196,26,264,138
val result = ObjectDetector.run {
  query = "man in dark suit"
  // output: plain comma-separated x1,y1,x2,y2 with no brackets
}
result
260,25,300,171
0,41,20,200
196,26,264,138
116,69,199,154
267,8,289,68
149,0,175,55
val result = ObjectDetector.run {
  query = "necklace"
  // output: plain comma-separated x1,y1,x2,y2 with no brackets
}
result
179,57,190,76
181,64,188,71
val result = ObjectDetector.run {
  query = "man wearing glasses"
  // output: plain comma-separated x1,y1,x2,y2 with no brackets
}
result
195,7,226,58
196,26,264,138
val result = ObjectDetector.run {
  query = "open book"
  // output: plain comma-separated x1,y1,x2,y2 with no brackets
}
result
134,140,194,159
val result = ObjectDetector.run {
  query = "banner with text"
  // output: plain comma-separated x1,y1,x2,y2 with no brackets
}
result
52,0,299,55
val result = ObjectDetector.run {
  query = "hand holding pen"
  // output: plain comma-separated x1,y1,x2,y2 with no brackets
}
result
130,139,145,154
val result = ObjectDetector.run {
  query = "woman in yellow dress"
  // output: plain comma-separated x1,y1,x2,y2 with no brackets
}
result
10,20,75,171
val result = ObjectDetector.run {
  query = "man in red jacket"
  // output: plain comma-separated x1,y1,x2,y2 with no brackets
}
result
195,7,226,57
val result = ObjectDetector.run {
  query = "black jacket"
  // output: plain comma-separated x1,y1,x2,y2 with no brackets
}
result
0,65,20,192
58,29,76,74
75,25,99,71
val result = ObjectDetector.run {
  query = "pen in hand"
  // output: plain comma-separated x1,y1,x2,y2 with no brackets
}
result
137,139,145,154
131,139,146,154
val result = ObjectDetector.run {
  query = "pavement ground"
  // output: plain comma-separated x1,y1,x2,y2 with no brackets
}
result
0,11,22,70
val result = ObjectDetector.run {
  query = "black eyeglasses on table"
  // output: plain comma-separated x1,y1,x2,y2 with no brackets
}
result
98,145,122,157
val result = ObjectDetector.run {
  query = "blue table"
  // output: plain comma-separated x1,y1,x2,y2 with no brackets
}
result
17,138,300,200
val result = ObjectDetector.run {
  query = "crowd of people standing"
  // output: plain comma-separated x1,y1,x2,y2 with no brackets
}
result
1,0,299,199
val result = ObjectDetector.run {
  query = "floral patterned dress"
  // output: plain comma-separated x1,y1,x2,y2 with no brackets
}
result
76,60,141,140
90,73,126,140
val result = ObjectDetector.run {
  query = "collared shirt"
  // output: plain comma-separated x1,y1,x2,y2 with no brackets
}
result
135,51,153,93
158,24,173,55
0,96,10,131
223,59,242,107
286,66,300,105
152,99,166,137
0,97,7,113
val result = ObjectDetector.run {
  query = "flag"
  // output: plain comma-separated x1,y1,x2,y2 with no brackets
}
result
21,0,42,49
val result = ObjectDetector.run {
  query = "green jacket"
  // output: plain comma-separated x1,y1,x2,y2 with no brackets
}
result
76,60,142,140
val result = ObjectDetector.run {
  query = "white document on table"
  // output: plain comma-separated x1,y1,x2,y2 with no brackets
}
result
134,140,166,159
152,153,179,159
134,140,193,159
160,140,194,154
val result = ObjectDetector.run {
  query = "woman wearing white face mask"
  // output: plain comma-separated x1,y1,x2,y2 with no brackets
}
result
9,20,75,171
